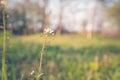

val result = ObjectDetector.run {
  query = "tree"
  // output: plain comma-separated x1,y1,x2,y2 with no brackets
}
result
86,5,96,39
56,0,63,35
7,3,27,34
56,0,71,34
24,0,43,34
7,0,43,34
41,0,50,32
0,3,3,26
107,1,120,32
97,0,106,33
0,1,8,31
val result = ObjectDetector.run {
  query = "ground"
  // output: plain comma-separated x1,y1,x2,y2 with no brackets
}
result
0,33,120,80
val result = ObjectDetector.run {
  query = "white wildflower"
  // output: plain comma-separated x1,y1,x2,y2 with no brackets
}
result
44,27,53,34
30,70,35,75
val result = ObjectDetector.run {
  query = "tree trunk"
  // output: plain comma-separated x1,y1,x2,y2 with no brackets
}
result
56,0,63,35
87,8,95,40
41,0,49,32
56,9,62,34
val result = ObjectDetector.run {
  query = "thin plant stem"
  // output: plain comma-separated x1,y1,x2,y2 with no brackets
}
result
39,35,47,73
2,3,7,80
20,74,24,80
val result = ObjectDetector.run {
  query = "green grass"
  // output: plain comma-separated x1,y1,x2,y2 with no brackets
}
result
0,33,120,80
16,34,120,48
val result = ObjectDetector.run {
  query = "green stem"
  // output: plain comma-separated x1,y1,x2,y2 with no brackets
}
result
39,35,47,73
2,4,7,80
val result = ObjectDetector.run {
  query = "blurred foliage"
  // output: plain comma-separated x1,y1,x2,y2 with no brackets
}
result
0,3,8,29
7,10,26,34
107,1,120,27
5,0,43,34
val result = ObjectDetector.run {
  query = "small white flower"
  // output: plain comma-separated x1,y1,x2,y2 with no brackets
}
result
44,27,53,34
30,70,35,75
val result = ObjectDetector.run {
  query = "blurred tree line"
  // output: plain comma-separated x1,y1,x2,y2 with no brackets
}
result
0,0,120,35
1,0,48,34
107,0,120,32
6,0,44,34
0,3,3,27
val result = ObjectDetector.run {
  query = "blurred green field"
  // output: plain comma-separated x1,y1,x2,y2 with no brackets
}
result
0,32,120,80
